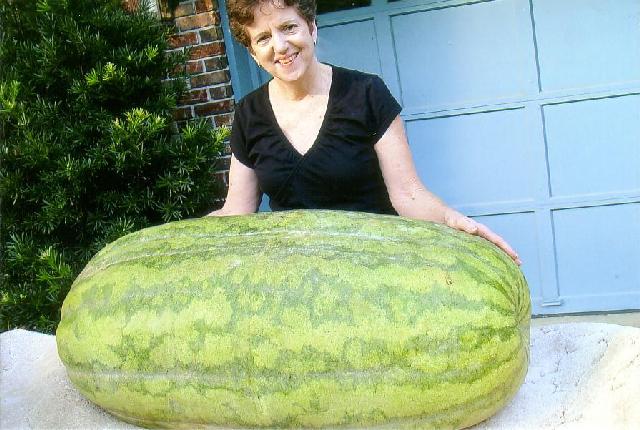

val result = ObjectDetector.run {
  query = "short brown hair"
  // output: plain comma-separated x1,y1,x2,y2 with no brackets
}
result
227,0,317,48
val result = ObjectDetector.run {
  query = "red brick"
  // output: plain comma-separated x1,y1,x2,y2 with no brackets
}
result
173,106,194,120
173,3,195,17
195,0,217,13
199,27,223,43
170,62,200,78
175,12,218,31
208,85,233,100
204,56,228,71
168,32,198,49
188,41,225,60
180,89,209,105
170,64,183,77
186,60,204,74
158,1,189,20
122,0,140,12
214,112,234,127
194,99,234,116
190,70,229,88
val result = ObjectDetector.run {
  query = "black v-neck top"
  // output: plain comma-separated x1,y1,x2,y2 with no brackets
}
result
230,65,402,215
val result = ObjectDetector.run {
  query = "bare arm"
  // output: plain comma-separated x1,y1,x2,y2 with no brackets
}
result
374,116,521,265
207,155,262,216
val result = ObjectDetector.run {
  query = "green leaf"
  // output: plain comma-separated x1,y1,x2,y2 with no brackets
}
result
1,0,227,334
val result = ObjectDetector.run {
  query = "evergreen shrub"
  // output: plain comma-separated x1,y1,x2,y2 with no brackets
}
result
0,0,229,333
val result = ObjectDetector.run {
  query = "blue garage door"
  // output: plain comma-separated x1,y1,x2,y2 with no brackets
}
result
223,0,640,315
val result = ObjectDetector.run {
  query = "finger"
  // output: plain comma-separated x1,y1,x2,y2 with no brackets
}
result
446,214,522,265
448,214,478,234
475,224,521,265
463,218,479,234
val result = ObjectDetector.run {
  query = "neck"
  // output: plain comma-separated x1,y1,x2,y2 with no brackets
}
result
271,60,329,101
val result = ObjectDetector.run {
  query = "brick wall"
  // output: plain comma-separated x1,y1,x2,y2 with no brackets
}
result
169,0,235,127
167,0,236,188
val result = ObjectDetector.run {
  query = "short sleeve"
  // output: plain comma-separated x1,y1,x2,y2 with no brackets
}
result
229,106,253,168
368,75,402,139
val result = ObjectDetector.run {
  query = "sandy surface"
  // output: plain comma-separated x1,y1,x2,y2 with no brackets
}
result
0,329,136,430
473,323,640,429
1,323,639,429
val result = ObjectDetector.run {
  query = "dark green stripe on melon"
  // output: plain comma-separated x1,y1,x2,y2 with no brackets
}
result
56,209,530,429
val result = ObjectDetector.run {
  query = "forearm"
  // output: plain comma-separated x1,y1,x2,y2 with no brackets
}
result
390,179,453,223
374,118,520,264
207,196,260,217
391,180,521,265
207,206,235,217
208,206,236,217
207,155,261,217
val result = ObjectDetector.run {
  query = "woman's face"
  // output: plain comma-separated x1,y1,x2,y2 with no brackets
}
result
245,2,317,83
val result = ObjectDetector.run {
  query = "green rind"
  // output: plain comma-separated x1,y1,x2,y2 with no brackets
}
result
56,210,530,429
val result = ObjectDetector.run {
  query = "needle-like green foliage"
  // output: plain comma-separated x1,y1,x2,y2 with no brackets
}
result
0,0,229,333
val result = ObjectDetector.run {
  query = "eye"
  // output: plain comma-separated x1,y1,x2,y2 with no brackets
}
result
256,35,271,45
283,24,297,32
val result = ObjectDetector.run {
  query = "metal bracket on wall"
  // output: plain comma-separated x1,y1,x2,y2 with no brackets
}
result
541,299,564,307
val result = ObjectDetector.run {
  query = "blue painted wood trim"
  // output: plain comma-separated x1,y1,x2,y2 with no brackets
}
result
532,292,640,315
372,10,403,105
527,105,561,306
536,210,563,307
401,85,640,120
218,0,265,100
317,0,502,26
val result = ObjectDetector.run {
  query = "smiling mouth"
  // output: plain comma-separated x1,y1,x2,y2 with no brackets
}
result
277,53,298,66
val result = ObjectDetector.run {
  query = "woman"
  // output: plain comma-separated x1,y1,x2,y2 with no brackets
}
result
210,0,521,265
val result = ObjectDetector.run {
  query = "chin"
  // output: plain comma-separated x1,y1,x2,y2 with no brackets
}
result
278,71,305,82
274,68,305,83
274,56,312,82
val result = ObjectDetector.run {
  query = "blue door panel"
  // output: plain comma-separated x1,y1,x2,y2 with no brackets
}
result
543,95,640,198
533,0,640,91
316,20,382,76
552,204,640,312
405,109,538,207
391,0,538,110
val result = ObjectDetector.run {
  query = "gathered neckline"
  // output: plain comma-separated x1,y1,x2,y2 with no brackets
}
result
262,65,337,158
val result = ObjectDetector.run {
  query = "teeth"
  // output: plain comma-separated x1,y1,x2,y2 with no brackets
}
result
279,53,296,65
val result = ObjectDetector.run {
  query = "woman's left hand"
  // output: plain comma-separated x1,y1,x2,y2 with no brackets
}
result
444,208,522,266
372,116,522,266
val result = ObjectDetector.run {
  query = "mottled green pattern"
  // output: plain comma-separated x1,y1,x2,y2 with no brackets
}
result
56,210,531,429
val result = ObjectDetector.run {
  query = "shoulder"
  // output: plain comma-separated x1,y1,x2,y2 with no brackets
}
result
330,64,382,88
234,81,270,117
329,65,393,107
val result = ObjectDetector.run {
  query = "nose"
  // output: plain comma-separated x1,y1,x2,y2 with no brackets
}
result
272,30,288,53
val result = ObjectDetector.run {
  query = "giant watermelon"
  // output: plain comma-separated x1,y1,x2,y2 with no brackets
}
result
56,209,530,429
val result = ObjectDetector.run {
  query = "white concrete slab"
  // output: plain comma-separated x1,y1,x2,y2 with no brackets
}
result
2,323,639,429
